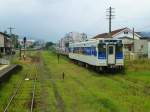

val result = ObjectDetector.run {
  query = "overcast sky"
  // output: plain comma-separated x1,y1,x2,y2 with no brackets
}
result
0,0,150,42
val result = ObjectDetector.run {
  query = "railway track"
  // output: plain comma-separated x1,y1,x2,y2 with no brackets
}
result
3,65,37,112
3,73,28,112
30,72,37,112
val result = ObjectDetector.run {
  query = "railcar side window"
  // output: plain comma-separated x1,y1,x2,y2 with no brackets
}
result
91,47,97,56
72,47,97,56
98,44,106,52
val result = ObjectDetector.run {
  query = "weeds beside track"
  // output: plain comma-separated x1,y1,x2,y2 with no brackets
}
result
3,64,37,112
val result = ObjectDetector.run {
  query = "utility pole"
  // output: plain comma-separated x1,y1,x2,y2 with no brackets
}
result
7,27,15,35
106,7,115,37
8,27,16,55
19,43,22,59
133,28,135,53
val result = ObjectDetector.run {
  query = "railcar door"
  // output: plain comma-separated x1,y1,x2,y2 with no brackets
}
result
108,45,115,64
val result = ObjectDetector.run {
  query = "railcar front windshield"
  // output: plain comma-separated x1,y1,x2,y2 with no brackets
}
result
116,44,123,52
98,43,106,59
116,43,123,59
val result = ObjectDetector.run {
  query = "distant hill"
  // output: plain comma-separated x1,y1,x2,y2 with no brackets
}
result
137,32,150,38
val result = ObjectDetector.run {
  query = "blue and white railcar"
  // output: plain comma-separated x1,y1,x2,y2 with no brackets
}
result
69,39,124,69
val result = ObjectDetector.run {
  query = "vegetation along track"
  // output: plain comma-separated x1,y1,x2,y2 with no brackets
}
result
1,51,150,112
30,65,37,112
35,52,65,112
3,64,37,112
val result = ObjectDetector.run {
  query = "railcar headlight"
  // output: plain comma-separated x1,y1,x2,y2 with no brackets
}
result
103,45,106,48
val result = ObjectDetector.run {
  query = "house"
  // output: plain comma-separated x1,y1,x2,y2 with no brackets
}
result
0,32,12,55
93,28,142,52
65,32,87,43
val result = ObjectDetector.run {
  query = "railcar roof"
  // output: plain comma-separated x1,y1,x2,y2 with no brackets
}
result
69,38,122,45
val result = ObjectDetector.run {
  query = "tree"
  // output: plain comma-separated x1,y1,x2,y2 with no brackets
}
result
45,42,54,49
4,30,8,34
11,34,19,48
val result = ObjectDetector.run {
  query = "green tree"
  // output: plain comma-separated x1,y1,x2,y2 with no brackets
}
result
11,34,19,48
45,42,54,49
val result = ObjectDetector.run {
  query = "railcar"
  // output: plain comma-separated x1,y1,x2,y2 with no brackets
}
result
69,39,124,71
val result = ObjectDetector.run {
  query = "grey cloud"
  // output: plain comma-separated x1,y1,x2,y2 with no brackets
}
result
0,0,150,42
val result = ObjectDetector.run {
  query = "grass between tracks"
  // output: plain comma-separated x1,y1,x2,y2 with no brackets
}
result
41,51,150,112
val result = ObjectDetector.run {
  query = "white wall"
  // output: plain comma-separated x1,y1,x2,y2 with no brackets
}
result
0,34,5,47
134,40,148,54
113,28,140,40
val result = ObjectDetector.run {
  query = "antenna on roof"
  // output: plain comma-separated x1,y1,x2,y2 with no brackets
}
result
106,6,115,38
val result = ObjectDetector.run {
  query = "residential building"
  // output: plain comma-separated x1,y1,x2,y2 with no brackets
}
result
93,28,142,52
0,32,12,55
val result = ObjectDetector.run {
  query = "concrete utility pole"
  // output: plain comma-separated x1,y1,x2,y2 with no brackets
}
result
106,7,115,37
133,27,135,53
7,27,15,35
7,27,16,55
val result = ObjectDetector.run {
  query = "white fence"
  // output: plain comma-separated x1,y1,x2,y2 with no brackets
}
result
0,59,10,65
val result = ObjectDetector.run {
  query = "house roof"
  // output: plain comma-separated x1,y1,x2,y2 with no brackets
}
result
93,28,127,39
0,32,10,37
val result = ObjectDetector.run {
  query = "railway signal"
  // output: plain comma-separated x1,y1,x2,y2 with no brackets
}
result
23,37,27,60
57,53,60,64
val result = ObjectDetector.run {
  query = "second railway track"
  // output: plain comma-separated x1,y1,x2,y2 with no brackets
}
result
3,64,38,112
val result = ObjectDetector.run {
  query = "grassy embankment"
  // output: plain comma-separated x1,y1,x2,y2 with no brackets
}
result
41,51,150,112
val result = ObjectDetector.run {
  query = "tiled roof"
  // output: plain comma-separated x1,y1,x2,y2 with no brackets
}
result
0,32,10,37
93,28,126,39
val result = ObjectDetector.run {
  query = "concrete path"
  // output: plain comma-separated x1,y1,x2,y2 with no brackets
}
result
0,65,9,71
